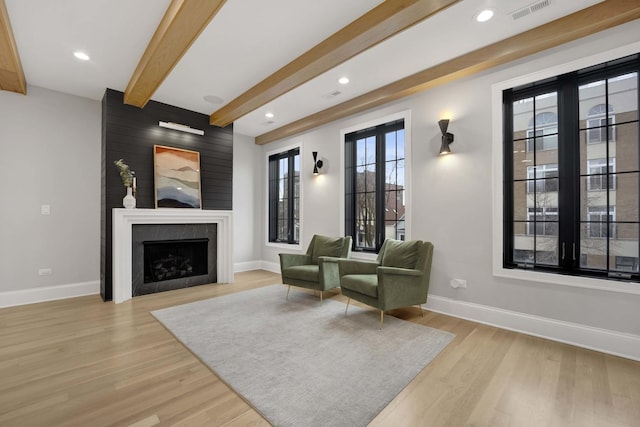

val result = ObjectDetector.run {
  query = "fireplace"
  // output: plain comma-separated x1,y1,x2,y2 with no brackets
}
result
132,223,217,297
144,238,209,284
112,209,233,303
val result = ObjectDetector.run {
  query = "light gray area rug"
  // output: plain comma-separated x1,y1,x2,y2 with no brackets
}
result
152,285,455,427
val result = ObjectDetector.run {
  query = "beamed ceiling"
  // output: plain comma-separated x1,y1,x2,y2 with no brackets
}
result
1,0,639,145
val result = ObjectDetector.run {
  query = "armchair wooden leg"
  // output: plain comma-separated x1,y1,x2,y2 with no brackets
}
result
417,304,424,317
319,291,323,302
345,298,350,315
380,310,384,329
286,285,291,300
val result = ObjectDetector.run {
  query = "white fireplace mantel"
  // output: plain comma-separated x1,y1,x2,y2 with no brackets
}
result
112,208,233,303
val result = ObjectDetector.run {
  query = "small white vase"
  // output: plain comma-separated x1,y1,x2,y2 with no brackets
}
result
123,186,136,209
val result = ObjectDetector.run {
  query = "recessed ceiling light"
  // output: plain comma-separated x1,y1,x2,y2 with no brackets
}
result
73,51,90,61
203,95,224,104
338,77,350,85
476,9,494,22
265,112,274,119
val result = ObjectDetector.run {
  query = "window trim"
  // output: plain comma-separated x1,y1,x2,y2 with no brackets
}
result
265,143,303,250
491,40,640,295
340,110,412,259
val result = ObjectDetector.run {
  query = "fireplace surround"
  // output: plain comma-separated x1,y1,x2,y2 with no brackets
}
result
132,223,216,296
112,209,233,303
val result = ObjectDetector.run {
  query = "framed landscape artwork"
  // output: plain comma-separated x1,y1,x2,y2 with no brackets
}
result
153,145,202,208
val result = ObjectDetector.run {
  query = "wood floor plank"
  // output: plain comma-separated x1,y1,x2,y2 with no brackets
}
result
607,356,640,425
0,270,638,426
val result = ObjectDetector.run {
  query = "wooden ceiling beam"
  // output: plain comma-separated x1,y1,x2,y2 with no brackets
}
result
124,0,226,108
255,0,640,145
210,0,461,127
0,0,26,94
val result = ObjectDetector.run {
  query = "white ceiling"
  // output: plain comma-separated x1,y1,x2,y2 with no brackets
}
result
5,0,603,138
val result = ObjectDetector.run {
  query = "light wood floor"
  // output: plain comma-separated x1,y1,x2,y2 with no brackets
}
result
1,270,639,427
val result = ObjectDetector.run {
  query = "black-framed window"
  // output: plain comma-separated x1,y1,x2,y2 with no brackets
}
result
345,119,405,252
268,148,300,244
503,53,640,282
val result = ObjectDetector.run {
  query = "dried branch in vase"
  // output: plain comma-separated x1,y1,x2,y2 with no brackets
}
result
114,159,134,187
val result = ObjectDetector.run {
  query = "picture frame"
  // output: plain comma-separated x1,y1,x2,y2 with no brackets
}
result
153,145,202,208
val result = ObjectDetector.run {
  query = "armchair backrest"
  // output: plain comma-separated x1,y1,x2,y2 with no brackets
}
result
305,234,353,264
415,241,434,274
379,239,423,269
415,242,434,296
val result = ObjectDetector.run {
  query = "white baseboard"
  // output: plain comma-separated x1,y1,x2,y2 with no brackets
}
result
261,261,280,274
425,295,640,362
0,281,100,308
234,261,280,274
234,261,263,273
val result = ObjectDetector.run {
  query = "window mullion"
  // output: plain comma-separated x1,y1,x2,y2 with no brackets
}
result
344,137,355,244
287,153,295,243
268,157,278,242
558,75,579,272
502,90,515,265
532,96,538,265
376,127,385,252
604,78,612,270
637,65,640,279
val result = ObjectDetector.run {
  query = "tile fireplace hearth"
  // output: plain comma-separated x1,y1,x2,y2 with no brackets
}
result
112,209,233,303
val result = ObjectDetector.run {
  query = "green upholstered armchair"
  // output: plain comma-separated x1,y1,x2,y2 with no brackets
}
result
338,239,434,328
279,234,352,301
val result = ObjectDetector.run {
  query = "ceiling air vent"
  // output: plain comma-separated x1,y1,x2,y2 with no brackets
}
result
511,0,551,20
322,90,343,100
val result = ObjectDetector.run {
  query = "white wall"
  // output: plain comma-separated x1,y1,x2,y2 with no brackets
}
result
256,21,640,358
233,133,263,271
0,86,101,305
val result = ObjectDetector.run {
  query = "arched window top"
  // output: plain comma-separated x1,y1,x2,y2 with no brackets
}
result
588,103,614,116
528,111,557,128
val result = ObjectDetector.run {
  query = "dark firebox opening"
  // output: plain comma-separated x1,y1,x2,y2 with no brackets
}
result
143,238,208,284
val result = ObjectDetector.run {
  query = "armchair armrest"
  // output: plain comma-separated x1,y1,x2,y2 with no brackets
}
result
377,266,427,311
279,253,312,270
377,266,422,277
318,256,340,264
318,256,342,290
338,259,379,276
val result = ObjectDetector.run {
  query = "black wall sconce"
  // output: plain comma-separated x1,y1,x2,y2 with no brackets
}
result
438,119,454,155
312,151,323,175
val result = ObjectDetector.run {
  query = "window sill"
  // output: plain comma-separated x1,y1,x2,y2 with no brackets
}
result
494,266,640,295
266,241,302,251
351,252,378,261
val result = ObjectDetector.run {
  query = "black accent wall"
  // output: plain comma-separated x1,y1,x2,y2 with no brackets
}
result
100,89,233,301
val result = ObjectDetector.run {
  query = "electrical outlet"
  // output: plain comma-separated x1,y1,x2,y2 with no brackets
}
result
41,205,51,215
38,268,53,276
450,278,467,289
